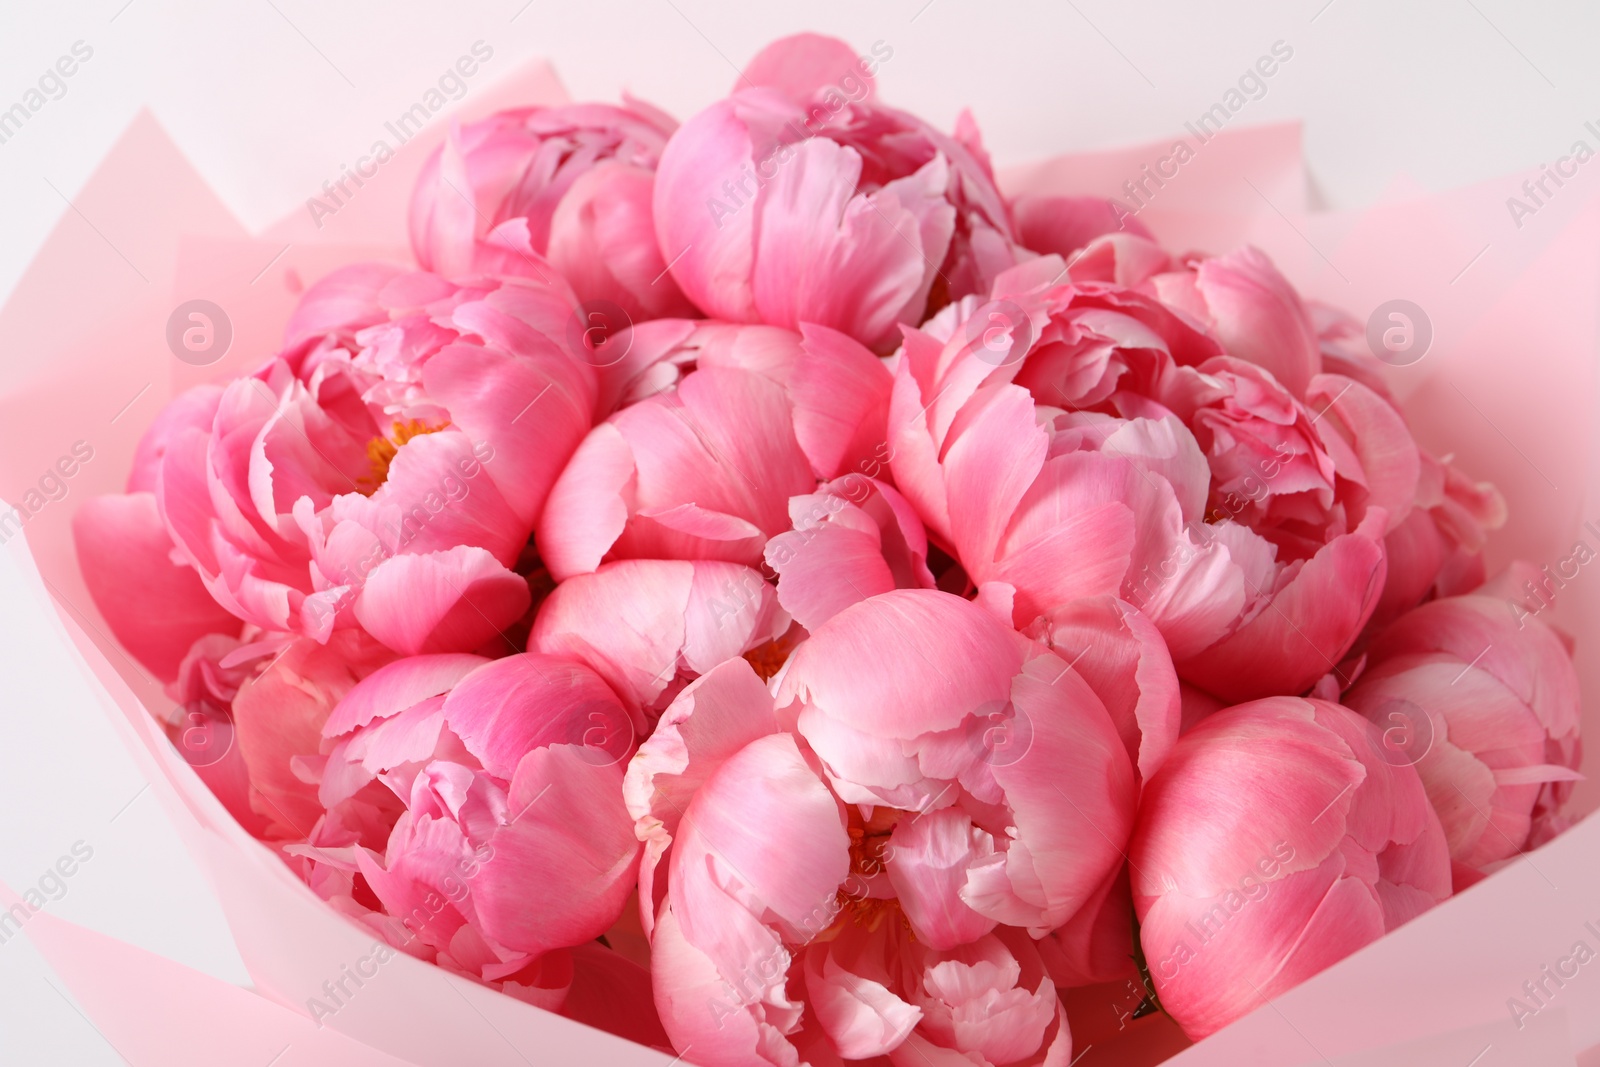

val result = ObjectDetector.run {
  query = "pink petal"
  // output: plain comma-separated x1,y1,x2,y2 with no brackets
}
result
355,546,530,656
750,139,953,351
739,33,878,102
778,589,1023,740
1043,595,1181,782
537,422,636,581
73,493,240,682
546,161,697,321
788,323,895,480
443,653,635,779
323,652,487,738
653,97,763,323
1177,509,1388,703
421,341,596,529
471,746,640,958
887,807,999,950
1192,247,1321,399
1012,193,1151,256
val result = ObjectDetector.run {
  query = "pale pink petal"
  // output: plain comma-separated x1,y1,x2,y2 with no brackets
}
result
355,546,530,656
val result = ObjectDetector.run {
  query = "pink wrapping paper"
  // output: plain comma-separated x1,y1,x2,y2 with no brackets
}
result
3,53,1598,1066
7,883,422,1067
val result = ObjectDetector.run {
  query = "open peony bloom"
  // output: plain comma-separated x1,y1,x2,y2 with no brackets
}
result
627,589,1135,1065
1343,590,1583,872
409,102,696,321
1131,696,1451,1039
653,33,1020,351
536,364,815,581
887,269,1391,704
78,264,597,660
294,651,644,1008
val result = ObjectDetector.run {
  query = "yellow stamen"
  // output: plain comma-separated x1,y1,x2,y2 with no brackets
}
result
357,418,446,495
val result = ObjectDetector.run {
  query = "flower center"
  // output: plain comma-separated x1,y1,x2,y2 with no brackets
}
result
358,418,446,494
742,626,802,681
825,807,915,938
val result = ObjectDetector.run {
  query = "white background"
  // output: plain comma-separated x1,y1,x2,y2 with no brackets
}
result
0,1,1596,1062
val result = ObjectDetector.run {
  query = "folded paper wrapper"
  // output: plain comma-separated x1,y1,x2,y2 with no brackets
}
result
2,57,1598,1067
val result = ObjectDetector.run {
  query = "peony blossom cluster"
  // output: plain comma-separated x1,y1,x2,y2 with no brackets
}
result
75,32,1582,1059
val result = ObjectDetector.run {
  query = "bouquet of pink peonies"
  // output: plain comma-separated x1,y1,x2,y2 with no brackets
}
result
15,30,1594,1067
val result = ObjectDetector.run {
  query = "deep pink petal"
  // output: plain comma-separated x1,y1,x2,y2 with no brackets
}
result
74,493,240,682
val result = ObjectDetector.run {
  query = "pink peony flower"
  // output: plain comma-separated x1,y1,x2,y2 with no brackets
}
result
628,589,1136,1064
1343,590,1583,872
1131,696,1451,1038
889,295,1388,703
409,102,696,321
536,365,815,581
653,34,1020,351
887,257,1395,702
294,651,644,1004
102,264,596,659
588,317,894,478
527,558,790,716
